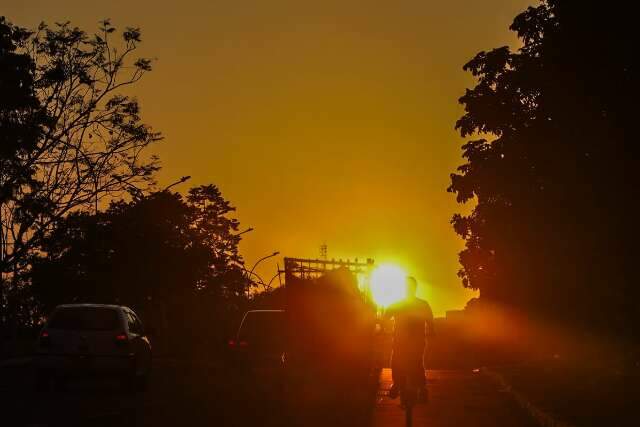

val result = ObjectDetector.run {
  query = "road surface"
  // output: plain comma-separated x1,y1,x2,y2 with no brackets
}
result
1,359,536,426
374,368,536,427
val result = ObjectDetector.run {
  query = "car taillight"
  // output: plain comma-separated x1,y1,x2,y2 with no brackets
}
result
115,334,128,346
228,339,248,348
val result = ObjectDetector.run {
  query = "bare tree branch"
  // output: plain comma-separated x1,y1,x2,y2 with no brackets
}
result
1,20,161,276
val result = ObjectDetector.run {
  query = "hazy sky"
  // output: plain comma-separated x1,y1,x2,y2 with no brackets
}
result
3,0,533,315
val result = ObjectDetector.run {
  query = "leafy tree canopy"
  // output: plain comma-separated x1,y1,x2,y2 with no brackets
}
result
0,17,46,170
1,18,160,280
31,185,248,314
449,1,637,335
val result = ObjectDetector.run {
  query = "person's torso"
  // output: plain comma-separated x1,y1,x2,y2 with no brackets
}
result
391,299,431,348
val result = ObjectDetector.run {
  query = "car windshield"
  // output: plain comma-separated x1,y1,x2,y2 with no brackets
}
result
238,311,285,348
48,307,120,331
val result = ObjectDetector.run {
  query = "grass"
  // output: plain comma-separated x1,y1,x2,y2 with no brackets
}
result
495,358,638,427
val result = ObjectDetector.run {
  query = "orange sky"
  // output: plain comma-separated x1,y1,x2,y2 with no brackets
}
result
4,0,533,316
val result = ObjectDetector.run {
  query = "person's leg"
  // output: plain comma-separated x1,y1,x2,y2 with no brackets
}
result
418,344,426,387
390,347,404,398
391,347,400,384
406,350,425,387
415,345,428,402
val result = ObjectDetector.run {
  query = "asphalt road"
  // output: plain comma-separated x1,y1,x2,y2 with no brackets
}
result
1,357,267,427
374,368,537,427
1,359,536,427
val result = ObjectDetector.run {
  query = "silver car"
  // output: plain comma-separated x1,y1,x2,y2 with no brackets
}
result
35,304,152,391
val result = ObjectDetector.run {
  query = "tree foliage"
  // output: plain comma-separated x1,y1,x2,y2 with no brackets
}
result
449,1,638,334
1,18,160,279
31,185,247,311
30,185,249,350
0,17,47,187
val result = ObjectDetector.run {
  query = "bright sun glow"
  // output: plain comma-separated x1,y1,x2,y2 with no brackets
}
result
370,264,407,307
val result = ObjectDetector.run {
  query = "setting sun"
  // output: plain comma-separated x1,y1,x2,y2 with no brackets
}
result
369,264,407,307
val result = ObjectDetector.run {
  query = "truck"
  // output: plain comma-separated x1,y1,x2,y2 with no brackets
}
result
283,258,378,426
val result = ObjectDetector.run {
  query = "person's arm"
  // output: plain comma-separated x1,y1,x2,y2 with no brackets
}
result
425,302,435,338
381,304,398,334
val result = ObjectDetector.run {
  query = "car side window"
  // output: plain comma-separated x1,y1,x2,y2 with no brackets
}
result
132,312,144,335
126,311,141,335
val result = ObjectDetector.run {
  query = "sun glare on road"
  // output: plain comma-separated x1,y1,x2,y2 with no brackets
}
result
370,264,407,307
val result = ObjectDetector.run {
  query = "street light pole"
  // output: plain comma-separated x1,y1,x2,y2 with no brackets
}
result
266,270,283,290
249,251,280,280
243,269,266,287
245,251,280,296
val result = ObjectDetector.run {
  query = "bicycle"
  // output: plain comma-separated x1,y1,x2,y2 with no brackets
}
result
399,374,426,427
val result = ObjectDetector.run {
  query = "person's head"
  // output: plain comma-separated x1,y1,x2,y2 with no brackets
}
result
406,276,418,298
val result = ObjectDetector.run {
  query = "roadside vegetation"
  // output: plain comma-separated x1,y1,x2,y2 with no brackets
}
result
0,17,254,358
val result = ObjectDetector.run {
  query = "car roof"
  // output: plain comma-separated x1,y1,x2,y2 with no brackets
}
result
55,304,125,310
244,309,284,314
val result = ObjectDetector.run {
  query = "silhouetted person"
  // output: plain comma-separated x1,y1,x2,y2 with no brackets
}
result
384,276,434,400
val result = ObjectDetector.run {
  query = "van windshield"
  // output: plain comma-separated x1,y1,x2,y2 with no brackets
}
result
48,307,120,331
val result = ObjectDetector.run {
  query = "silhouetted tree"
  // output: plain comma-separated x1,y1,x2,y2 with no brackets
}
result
0,19,160,328
449,1,638,339
0,17,47,192
1,17,47,327
30,185,249,352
